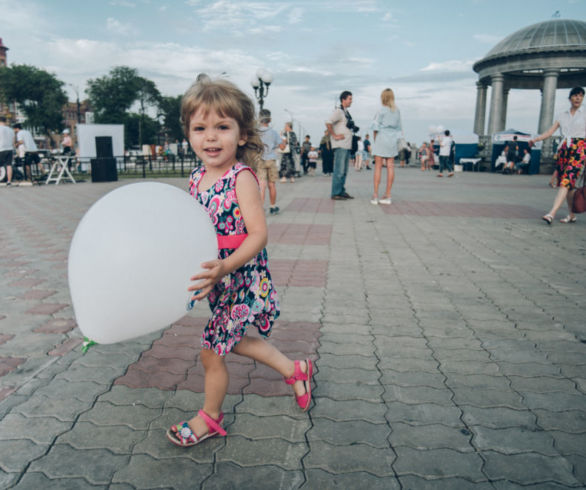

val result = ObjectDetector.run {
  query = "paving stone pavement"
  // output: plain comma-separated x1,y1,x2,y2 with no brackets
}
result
0,167,585,489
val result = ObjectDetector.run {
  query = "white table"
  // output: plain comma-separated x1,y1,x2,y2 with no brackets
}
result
45,156,76,185
459,158,481,172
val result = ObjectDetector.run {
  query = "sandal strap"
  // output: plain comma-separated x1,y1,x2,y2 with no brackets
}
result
283,360,308,385
198,410,227,436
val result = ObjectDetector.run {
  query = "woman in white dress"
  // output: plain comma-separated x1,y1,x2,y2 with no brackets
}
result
370,88,402,205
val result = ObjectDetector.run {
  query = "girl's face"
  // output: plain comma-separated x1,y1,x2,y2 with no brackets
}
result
188,108,246,171
570,92,584,110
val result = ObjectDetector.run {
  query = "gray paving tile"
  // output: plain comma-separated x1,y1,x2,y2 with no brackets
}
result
483,451,579,486
12,472,106,489
228,413,310,442
399,475,494,490
304,469,400,490
383,385,454,406
0,439,48,472
461,406,537,429
385,402,463,427
112,453,212,488
534,409,586,433
393,447,485,481
216,435,306,470
202,462,304,490
304,440,395,476
0,413,72,444
311,398,387,423
28,444,129,485
307,418,390,448
389,422,473,451
78,401,161,429
472,426,558,456
56,421,146,454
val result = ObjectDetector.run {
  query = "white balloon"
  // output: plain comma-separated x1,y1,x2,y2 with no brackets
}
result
68,182,217,344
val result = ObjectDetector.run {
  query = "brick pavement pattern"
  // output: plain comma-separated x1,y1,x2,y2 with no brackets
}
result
0,169,585,489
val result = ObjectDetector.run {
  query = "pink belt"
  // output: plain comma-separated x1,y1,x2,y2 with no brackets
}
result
217,234,247,249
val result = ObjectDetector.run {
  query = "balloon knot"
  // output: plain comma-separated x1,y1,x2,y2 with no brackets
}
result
81,337,98,353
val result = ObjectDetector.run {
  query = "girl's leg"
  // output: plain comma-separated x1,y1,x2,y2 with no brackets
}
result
186,349,229,436
546,186,569,218
232,336,308,399
384,158,395,198
373,155,383,198
566,188,576,218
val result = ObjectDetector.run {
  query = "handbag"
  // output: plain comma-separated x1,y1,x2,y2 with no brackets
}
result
573,186,586,213
573,170,586,214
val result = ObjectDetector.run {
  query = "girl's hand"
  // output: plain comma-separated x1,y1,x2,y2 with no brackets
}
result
188,259,226,300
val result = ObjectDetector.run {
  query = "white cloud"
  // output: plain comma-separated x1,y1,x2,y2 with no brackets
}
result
193,1,288,32
106,17,138,36
382,12,392,21
109,0,137,7
288,7,303,24
474,33,503,44
420,60,474,73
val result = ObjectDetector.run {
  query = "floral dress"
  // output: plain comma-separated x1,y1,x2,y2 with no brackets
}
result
188,163,280,356
555,139,585,189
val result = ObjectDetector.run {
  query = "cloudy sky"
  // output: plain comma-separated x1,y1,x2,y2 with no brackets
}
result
1,0,583,144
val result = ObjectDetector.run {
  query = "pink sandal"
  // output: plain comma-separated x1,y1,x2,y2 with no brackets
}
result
166,410,227,447
284,359,313,411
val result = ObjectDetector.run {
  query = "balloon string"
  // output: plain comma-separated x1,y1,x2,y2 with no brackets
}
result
81,337,98,353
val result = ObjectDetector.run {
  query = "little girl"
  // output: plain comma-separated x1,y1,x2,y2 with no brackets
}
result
166,78,313,447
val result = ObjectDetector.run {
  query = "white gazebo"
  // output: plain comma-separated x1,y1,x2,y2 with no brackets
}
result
473,19,586,168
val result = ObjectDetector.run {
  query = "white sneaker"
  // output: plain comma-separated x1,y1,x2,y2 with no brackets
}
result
379,197,392,205
370,198,379,205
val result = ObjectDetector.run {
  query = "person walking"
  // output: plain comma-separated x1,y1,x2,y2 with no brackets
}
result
13,123,40,183
363,133,372,170
258,109,282,215
531,86,586,224
167,78,314,447
279,122,298,183
370,88,402,205
437,130,454,177
0,117,14,186
319,129,333,175
326,90,355,200
300,135,311,175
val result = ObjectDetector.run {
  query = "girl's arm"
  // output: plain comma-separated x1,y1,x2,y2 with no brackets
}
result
188,170,267,300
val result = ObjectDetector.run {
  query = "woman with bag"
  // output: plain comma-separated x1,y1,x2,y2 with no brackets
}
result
530,87,586,224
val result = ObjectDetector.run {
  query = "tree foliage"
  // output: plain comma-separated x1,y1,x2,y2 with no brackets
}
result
87,66,164,146
0,64,68,136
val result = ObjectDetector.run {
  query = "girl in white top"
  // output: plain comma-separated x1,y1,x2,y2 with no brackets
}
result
531,86,586,224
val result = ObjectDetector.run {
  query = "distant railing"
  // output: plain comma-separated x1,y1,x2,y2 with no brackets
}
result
74,154,203,179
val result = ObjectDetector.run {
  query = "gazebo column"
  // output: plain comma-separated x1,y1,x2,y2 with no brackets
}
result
473,81,488,136
487,73,505,135
538,70,559,159
500,88,510,130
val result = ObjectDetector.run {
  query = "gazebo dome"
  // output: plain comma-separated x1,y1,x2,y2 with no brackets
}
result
473,19,586,89
484,19,586,60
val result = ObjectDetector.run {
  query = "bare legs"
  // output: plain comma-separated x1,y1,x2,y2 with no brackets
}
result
373,155,395,200
186,337,307,438
545,185,575,220
260,181,277,208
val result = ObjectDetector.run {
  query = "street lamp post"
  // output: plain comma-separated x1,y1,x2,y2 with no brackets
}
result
250,69,273,110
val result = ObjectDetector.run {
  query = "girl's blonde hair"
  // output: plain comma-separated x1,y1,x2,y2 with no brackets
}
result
181,78,263,170
381,88,396,110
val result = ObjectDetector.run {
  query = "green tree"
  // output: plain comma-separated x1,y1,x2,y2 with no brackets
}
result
0,64,68,136
87,66,163,146
159,95,183,142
